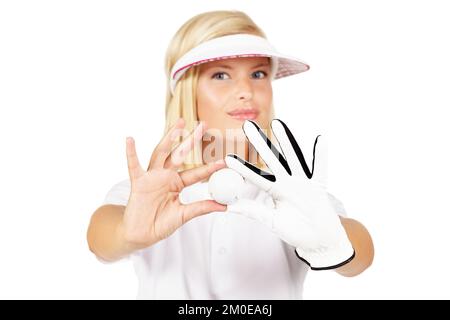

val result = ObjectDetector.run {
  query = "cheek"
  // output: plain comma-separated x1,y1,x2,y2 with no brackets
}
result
197,82,228,118
255,85,273,127
257,84,273,111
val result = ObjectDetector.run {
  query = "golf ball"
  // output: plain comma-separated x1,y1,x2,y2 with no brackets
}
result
208,168,245,205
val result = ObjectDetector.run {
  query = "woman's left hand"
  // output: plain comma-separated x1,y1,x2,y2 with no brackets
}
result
225,119,354,270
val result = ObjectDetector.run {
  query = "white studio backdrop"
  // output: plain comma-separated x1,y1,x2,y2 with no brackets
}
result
0,0,449,299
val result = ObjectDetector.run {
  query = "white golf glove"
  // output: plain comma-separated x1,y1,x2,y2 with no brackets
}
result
225,119,355,270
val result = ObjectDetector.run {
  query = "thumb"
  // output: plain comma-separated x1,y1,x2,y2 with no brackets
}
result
182,200,226,223
227,198,275,229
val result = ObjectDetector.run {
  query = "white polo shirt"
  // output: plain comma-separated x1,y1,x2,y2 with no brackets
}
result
102,178,347,300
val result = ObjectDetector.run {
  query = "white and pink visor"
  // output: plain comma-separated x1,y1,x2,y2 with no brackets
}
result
169,34,310,94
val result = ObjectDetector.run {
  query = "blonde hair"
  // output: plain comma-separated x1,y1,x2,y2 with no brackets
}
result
164,10,274,171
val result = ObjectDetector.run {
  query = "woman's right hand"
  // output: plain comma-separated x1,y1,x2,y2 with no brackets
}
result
119,118,226,251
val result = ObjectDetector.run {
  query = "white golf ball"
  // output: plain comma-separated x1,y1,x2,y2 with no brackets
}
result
208,168,245,205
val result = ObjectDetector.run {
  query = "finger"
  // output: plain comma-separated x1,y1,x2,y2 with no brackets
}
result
227,198,275,229
126,137,145,181
311,135,328,186
166,121,206,169
243,120,290,176
225,154,274,192
270,119,306,176
148,118,185,170
179,159,227,187
271,119,314,178
181,199,227,223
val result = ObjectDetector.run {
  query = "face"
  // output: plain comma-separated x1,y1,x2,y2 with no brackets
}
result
196,57,273,162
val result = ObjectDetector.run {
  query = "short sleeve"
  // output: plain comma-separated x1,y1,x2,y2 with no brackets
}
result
102,179,131,206
327,192,347,217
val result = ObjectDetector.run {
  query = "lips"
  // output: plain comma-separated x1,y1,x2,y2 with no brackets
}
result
227,108,259,121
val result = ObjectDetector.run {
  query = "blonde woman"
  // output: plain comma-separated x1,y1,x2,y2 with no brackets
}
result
87,10,374,299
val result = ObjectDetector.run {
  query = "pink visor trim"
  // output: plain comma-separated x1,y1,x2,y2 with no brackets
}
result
172,54,270,80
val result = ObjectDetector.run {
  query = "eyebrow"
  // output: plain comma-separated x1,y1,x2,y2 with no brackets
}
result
208,62,270,70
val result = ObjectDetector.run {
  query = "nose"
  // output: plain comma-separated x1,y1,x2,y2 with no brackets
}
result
235,77,253,101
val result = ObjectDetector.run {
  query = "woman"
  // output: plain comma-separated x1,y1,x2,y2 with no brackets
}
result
87,10,374,299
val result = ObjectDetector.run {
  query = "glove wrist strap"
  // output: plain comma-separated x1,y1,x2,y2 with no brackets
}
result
295,240,355,271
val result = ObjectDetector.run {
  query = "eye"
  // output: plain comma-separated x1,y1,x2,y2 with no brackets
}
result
212,72,230,80
252,70,267,79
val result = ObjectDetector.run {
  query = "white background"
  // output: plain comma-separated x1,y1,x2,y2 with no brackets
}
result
1,0,449,299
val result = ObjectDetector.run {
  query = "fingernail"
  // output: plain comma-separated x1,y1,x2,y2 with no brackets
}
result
215,159,225,166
